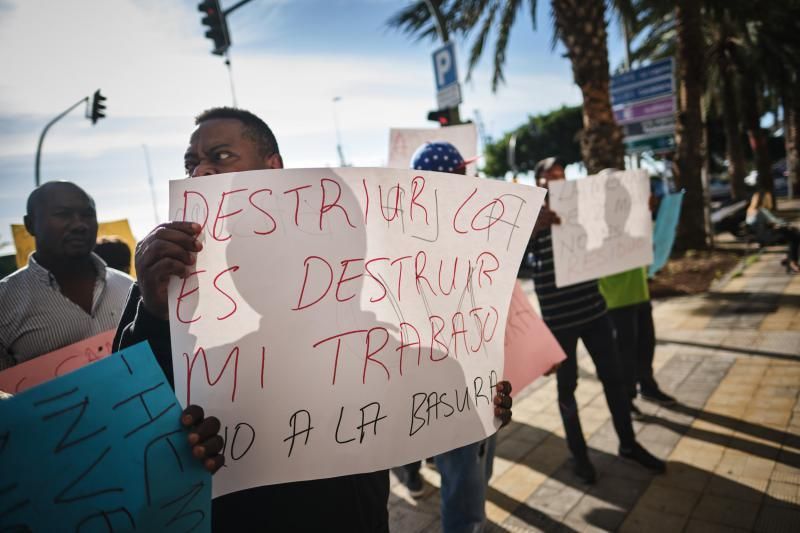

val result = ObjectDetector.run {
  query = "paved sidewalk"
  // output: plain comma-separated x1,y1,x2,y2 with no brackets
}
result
388,203,800,532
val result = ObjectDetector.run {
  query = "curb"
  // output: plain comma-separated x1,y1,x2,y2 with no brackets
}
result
710,248,763,291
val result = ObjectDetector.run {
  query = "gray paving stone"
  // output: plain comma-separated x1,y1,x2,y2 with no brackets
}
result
524,478,586,520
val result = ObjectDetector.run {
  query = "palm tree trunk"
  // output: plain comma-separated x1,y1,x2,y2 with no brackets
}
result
550,0,624,174
674,0,709,250
740,75,773,196
719,55,747,200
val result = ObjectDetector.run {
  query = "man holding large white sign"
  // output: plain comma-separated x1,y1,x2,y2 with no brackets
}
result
526,158,665,485
115,108,538,531
169,166,541,484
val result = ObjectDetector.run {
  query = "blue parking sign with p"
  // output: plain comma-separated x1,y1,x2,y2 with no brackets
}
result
432,42,458,90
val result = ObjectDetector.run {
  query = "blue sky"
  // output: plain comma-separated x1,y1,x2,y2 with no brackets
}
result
0,0,626,250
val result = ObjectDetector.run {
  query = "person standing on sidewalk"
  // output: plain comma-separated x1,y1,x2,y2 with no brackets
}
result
396,141,514,533
528,157,665,484
600,267,677,416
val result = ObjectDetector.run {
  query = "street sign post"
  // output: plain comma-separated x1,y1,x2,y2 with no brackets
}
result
624,134,676,153
432,42,462,110
614,95,676,125
611,58,676,154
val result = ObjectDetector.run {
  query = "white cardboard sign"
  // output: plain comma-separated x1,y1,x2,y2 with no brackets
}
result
168,167,545,497
548,170,653,288
388,124,478,175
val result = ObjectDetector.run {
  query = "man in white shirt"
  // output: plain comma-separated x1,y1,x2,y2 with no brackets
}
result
0,181,133,368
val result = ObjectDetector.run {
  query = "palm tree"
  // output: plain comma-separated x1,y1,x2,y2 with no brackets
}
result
388,0,625,173
631,0,800,204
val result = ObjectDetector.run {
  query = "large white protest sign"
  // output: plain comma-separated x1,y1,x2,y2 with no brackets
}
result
168,168,545,497
548,170,653,288
388,124,478,175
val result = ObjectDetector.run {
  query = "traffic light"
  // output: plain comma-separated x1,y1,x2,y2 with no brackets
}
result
90,90,106,125
427,109,450,126
198,0,230,55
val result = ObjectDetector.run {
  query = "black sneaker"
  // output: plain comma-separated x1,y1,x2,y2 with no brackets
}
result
405,470,425,498
630,402,646,420
571,456,597,484
619,442,666,473
640,387,677,406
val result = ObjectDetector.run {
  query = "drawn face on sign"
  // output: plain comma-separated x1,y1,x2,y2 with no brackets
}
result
184,118,283,178
604,176,632,239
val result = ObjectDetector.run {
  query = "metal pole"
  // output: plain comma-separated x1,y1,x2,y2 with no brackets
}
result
507,133,518,182
332,97,346,166
222,0,254,16
423,0,449,42
424,0,461,125
224,51,238,107
142,145,159,225
35,97,89,187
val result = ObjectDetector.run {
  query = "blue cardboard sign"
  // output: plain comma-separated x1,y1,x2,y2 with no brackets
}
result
649,191,685,277
432,42,458,91
0,342,211,532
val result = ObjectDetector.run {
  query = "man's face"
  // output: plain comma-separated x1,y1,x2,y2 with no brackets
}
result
28,185,98,260
544,164,565,183
184,118,283,177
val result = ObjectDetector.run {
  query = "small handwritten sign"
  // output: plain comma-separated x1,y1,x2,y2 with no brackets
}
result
504,282,566,396
12,219,138,277
549,170,653,288
388,124,478,175
168,167,545,497
0,342,211,532
0,330,115,394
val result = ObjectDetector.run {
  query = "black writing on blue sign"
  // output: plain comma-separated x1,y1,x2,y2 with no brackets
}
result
0,343,211,532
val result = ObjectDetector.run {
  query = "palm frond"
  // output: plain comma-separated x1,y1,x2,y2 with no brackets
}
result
465,1,501,82
385,1,439,42
491,0,523,90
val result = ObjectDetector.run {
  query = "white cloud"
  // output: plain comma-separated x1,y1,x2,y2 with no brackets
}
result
0,0,584,246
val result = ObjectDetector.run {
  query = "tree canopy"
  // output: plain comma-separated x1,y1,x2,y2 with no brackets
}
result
483,105,583,177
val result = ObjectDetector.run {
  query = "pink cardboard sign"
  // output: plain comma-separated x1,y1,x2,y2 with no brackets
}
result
0,330,115,394
504,282,567,397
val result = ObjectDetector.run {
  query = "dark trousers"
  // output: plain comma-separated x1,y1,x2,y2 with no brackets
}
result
553,314,635,460
778,226,800,263
607,301,658,398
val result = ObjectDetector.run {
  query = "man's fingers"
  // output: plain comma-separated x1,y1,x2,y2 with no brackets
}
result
139,239,198,270
188,416,221,446
494,393,512,409
498,381,512,395
193,435,224,459
151,258,191,282
182,405,204,427
495,407,512,428
204,454,225,474
151,221,202,238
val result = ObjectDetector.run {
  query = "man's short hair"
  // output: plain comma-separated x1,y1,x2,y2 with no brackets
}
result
195,107,280,158
26,181,91,220
534,157,565,179
94,236,132,273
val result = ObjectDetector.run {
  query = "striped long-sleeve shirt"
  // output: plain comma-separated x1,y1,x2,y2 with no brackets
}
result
528,229,607,331
0,253,133,370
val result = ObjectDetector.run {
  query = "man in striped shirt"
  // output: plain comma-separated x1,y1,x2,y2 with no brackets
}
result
0,181,133,369
528,158,664,483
